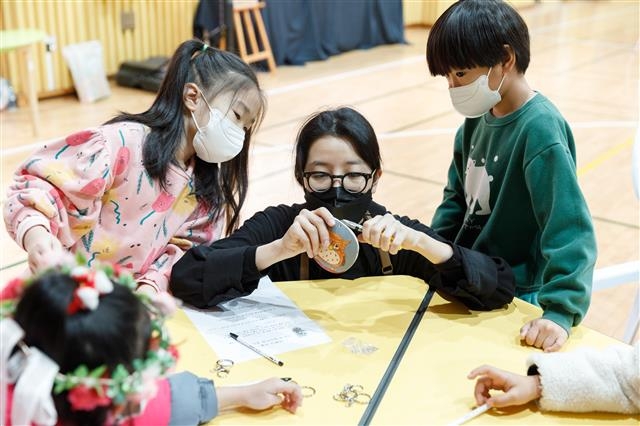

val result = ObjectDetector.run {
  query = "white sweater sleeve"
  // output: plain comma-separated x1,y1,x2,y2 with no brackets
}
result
527,343,639,414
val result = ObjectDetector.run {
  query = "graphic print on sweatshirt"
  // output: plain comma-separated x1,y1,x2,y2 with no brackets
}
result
464,157,494,216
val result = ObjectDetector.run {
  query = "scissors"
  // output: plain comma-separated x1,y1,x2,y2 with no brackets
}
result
340,219,363,233
341,218,395,243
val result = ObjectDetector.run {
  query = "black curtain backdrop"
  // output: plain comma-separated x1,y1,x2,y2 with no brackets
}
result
260,0,405,66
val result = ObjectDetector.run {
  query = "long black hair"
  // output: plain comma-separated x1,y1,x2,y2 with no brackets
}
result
294,107,382,186
14,272,151,425
107,39,266,234
426,0,530,76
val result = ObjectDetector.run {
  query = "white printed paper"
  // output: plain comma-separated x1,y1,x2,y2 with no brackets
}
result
183,276,331,362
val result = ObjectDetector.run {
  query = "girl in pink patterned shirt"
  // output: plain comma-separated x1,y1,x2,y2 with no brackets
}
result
4,40,266,293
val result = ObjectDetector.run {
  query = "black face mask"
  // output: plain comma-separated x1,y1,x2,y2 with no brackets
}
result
304,187,373,223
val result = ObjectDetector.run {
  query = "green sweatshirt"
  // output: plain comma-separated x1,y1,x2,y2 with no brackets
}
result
431,93,596,332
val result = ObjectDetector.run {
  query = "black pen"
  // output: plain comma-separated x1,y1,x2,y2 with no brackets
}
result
229,332,284,366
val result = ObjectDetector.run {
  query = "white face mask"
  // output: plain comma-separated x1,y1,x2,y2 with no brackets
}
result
191,96,245,164
449,68,505,118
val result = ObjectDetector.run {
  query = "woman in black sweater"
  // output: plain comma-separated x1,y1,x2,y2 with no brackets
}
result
170,107,515,310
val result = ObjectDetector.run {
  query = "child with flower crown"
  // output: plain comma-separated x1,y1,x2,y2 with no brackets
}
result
0,256,302,426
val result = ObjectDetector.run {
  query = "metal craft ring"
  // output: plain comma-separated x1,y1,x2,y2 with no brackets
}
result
355,392,371,404
279,377,313,397
301,386,316,398
210,359,234,378
215,369,230,378
338,396,356,407
349,384,364,393
333,384,370,407
340,390,358,400
216,359,234,369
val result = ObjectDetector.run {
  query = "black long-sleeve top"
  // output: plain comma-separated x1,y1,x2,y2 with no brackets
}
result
170,202,515,310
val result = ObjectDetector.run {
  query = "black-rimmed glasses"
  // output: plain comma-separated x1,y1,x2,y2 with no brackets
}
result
303,170,376,194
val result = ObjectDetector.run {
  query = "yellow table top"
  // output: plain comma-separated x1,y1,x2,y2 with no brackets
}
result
168,277,638,424
168,275,429,425
0,29,46,52
373,293,639,425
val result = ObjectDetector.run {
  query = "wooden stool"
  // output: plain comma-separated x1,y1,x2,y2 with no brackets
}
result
0,29,46,136
232,1,276,72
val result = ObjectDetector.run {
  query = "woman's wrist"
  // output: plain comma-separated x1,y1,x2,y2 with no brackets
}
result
413,233,454,264
255,239,293,271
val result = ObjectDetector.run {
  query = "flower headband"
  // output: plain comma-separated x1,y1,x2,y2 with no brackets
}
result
0,257,137,318
0,255,179,425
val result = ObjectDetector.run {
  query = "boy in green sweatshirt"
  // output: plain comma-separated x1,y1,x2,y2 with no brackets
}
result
426,0,596,352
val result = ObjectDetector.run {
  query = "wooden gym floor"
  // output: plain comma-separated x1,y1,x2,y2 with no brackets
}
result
1,0,638,342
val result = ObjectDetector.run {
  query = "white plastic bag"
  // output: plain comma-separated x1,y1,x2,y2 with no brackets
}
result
62,40,110,103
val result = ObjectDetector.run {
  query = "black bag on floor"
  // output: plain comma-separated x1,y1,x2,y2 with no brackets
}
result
115,56,169,92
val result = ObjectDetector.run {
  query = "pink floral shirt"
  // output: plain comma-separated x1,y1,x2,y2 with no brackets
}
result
3,122,223,291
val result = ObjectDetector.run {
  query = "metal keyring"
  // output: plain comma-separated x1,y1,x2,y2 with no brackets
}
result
355,392,371,404
280,378,314,397
216,359,234,369
333,384,370,407
301,386,316,398
210,359,234,378
215,368,230,378
334,389,358,401
349,384,364,393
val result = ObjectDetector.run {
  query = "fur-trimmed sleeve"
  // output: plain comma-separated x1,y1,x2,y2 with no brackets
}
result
527,343,639,414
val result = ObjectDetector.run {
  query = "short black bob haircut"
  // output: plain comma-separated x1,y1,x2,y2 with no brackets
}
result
426,0,530,76
294,107,382,187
